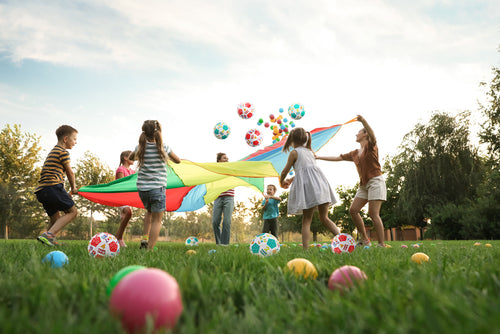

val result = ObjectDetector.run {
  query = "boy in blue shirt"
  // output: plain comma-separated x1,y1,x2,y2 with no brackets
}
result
261,184,281,239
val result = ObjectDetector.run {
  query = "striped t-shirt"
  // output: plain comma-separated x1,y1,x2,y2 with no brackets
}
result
135,142,171,191
35,145,70,193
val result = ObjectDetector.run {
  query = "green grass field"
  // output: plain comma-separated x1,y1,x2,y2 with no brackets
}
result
1,239,499,334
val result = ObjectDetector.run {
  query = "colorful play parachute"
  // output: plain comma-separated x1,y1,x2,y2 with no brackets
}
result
79,119,356,212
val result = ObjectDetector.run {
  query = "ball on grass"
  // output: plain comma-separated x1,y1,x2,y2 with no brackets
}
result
331,233,356,254
185,236,199,246
109,268,183,333
286,258,318,280
106,265,146,297
88,232,120,258
42,250,68,268
411,252,430,264
249,233,280,257
328,265,367,291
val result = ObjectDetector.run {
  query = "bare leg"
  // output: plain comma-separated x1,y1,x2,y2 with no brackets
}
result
368,200,385,246
143,211,152,238
47,212,60,231
47,206,77,235
148,211,164,250
317,203,340,235
301,208,314,250
349,197,369,242
116,207,132,240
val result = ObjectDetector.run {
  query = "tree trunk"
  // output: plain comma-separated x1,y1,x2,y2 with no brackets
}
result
4,224,8,240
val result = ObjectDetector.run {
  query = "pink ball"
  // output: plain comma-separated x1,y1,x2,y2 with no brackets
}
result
328,265,367,291
109,268,183,333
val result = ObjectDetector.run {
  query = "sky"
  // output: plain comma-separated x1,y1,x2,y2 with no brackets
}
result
1,0,499,205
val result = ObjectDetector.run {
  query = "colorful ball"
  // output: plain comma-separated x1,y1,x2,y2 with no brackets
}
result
331,233,356,254
288,103,305,120
107,265,146,297
185,236,199,246
245,129,263,147
88,232,120,258
411,252,430,264
109,268,183,333
249,233,280,257
213,122,231,140
286,258,318,280
42,250,68,268
237,102,255,119
328,265,367,291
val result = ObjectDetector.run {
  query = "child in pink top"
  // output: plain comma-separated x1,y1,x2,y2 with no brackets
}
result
115,150,135,247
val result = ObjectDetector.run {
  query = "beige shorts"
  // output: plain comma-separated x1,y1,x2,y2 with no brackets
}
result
355,175,387,201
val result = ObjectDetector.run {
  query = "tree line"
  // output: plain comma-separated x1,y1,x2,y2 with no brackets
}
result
1,63,498,241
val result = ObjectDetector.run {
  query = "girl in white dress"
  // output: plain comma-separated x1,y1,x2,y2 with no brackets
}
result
280,127,341,249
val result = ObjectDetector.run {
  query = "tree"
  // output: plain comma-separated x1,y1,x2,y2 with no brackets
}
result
330,185,363,234
479,63,500,163
0,124,44,239
385,111,484,235
73,151,114,237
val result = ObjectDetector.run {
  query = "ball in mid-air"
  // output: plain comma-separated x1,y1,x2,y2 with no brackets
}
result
88,232,120,258
109,268,183,333
245,129,263,147
237,102,255,119
249,233,280,257
331,233,356,254
411,252,430,264
185,236,199,246
213,122,231,140
286,258,318,280
42,250,68,268
288,103,305,120
328,265,367,291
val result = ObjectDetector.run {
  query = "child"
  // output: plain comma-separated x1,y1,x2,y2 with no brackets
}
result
279,127,340,249
316,115,387,248
129,120,180,250
36,125,79,246
211,152,235,245
114,150,135,248
261,184,281,238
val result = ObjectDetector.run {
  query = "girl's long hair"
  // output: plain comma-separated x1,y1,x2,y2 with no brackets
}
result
136,120,167,168
282,127,311,152
119,150,132,166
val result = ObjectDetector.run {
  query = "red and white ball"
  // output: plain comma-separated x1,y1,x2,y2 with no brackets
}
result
237,102,255,119
88,232,120,258
331,233,356,254
245,129,263,147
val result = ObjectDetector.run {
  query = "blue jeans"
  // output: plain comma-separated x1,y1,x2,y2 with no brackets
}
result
212,196,234,245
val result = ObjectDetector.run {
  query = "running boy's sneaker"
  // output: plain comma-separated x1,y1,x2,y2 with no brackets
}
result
140,240,148,249
37,232,60,246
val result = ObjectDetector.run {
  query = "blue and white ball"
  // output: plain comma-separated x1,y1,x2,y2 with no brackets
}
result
214,122,231,140
42,250,68,268
249,233,280,257
288,103,305,120
185,236,199,246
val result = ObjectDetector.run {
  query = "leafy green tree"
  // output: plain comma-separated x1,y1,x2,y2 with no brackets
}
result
479,63,500,163
385,111,484,234
0,124,44,239
73,151,114,237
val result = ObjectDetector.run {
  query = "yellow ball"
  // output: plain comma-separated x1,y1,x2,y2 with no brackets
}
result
474,242,481,246
411,252,430,264
186,250,197,255
485,243,492,247
286,258,318,279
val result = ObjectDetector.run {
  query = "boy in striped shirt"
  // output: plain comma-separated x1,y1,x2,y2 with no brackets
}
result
36,125,79,246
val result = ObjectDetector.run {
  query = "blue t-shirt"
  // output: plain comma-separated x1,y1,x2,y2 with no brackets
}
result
262,198,280,220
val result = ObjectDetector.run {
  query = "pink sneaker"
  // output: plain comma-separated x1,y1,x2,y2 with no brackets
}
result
118,239,127,248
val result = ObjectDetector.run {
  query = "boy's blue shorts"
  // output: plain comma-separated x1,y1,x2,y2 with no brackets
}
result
35,183,75,217
138,187,166,213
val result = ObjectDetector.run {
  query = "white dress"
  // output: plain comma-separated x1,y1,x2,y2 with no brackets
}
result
287,147,337,215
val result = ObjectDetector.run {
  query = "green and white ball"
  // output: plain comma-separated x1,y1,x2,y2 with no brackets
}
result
214,122,231,140
288,103,305,120
249,233,280,257
185,236,199,246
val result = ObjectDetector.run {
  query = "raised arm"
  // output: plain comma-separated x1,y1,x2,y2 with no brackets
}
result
315,155,343,162
168,150,181,164
357,115,376,146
